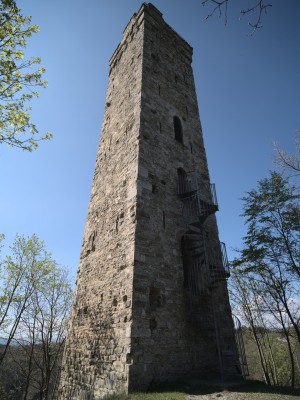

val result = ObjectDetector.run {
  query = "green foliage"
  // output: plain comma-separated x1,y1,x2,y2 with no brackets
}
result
0,0,51,151
233,172,300,279
84,382,300,400
0,234,73,399
230,170,300,388
0,234,55,332
241,327,300,387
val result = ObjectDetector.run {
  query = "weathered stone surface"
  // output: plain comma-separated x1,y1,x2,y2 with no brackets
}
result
58,3,241,399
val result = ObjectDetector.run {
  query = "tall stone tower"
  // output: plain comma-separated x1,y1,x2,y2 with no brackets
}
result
59,3,242,399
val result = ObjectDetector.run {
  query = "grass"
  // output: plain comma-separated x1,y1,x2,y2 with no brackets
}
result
104,380,300,400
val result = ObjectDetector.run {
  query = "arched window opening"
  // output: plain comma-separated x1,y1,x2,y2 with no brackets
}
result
177,168,189,195
177,167,186,177
173,116,183,143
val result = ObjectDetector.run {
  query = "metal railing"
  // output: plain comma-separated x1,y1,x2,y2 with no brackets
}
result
220,242,230,276
177,171,217,204
232,314,249,377
207,241,230,284
210,183,218,208
182,187,218,222
177,171,199,196
184,235,229,291
188,258,209,297
182,193,202,221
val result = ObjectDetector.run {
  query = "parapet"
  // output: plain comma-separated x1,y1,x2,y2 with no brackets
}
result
109,2,192,70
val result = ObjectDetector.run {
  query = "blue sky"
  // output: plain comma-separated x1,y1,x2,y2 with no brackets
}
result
1,1,299,280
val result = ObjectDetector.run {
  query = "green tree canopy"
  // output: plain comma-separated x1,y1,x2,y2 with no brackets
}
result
230,171,300,386
0,0,51,151
234,172,300,279
0,233,73,399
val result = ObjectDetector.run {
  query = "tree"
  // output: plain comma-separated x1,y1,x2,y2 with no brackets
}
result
230,272,276,385
236,171,300,280
0,234,73,399
274,131,300,178
11,266,72,400
0,234,53,364
202,0,272,34
230,263,300,386
0,0,51,151
263,286,298,387
230,171,300,386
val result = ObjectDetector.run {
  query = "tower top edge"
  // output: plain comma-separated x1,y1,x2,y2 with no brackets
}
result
142,3,192,51
109,3,193,67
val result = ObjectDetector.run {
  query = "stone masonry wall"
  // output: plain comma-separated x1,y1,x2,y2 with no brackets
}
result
128,4,239,389
59,4,240,399
58,8,145,399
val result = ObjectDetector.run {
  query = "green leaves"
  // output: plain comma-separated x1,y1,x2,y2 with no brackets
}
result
0,233,72,365
236,172,300,279
0,0,52,151
0,233,73,397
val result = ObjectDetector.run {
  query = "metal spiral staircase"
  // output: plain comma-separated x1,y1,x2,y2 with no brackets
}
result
177,170,247,380
177,170,230,298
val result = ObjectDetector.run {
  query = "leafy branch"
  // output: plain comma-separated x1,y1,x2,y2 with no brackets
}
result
0,0,52,151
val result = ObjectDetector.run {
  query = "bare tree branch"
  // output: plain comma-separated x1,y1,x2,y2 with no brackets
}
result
202,0,272,34
240,1,272,35
202,0,229,25
274,131,300,178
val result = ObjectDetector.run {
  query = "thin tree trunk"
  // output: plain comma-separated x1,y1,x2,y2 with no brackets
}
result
23,342,35,400
250,324,271,385
280,320,295,387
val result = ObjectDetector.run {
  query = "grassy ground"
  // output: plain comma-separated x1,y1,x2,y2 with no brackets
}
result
105,380,300,400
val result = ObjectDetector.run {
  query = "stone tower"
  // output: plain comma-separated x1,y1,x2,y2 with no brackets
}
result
59,3,242,399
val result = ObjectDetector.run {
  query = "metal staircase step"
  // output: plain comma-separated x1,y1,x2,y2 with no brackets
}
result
189,221,203,229
184,233,201,240
185,241,201,248
178,189,197,199
186,241,203,249
186,223,202,232
191,253,205,259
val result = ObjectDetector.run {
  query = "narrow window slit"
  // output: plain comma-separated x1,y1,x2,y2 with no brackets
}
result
173,116,183,143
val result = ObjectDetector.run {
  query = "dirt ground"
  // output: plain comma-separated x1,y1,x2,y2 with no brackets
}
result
186,381,300,400
188,393,299,400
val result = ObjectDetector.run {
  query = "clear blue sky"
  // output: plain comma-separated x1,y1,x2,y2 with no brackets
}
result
1,1,299,281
